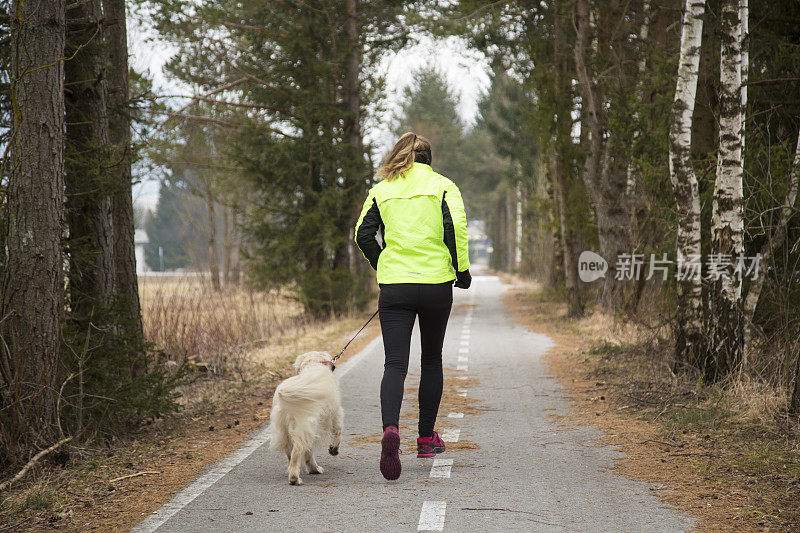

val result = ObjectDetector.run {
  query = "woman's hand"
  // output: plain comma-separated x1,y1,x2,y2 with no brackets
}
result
454,269,472,289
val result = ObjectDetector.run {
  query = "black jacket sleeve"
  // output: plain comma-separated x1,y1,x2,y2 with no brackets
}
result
442,192,459,271
355,198,384,270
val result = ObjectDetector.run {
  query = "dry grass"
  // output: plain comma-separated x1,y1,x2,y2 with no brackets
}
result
140,275,304,374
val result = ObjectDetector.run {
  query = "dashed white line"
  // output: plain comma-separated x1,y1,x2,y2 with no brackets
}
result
458,356,468,362
460,340,469,347
441,429,461,442
418,501,447,531
447,412,464,418
456,376,468,380
429,458,454,478
458,347,469,354
457,365,468,371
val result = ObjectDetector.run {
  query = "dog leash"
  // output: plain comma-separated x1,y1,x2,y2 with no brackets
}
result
332,309,380,364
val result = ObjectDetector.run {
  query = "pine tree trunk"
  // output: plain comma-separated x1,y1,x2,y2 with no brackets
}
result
668,0,706,369
343,0,365,278
1,0,66,454
547,154,564,288
223,207,232,285
65,0,116,318
554,0,583,318
708,0,746,380
574,0,628,314
103,0,144,340
205,193,222,291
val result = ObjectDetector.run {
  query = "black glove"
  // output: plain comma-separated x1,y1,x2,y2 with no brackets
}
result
454,269,472,289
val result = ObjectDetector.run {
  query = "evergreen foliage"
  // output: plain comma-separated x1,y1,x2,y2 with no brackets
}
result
148,0,406,315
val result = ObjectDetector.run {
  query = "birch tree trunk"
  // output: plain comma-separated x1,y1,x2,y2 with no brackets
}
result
668,0,706,369
708,0,746,379
65,0,116,318
1,0,66,454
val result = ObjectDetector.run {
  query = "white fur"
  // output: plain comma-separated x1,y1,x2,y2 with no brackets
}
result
268,351,344,485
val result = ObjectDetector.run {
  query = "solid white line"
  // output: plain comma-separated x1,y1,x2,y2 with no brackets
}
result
457,365,468,371
133,428,270,532
447,412,464,418
429,458,454,478
133,335,383,532
441,429,461,442
418,501,447,531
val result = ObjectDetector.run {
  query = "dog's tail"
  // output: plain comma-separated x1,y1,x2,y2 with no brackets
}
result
268,368,336,451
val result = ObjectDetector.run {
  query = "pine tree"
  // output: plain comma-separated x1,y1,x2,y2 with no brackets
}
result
149,0,406,315
1,0,66,461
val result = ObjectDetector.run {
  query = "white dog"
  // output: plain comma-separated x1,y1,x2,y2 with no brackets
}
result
269,351,344,485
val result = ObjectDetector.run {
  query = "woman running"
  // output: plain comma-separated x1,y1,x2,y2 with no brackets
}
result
355,132,471,480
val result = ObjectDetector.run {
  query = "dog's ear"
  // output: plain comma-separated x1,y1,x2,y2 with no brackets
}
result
293,352,311,373
293,351,330,372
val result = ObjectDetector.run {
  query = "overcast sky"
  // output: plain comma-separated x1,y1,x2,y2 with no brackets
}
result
130,17,491,211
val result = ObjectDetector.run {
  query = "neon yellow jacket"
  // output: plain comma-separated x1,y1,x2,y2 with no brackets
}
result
355,163,470,284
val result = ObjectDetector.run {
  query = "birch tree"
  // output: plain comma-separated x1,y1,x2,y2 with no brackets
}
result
708,0,746,379
668,0,706,368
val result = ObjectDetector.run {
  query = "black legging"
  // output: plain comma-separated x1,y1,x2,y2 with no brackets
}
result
378,282,453,438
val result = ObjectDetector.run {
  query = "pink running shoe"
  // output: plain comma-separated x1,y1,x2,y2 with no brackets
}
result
380,426,401,480
417,431,446,458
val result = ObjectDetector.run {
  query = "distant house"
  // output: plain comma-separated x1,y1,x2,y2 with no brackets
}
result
135,229,150,274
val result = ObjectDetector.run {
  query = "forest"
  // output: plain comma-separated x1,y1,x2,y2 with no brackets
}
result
1,0,799,529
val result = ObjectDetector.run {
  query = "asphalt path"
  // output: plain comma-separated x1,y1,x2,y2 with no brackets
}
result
134,274,695,532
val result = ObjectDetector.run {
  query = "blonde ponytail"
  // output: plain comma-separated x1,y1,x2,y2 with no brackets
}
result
378,132,432,181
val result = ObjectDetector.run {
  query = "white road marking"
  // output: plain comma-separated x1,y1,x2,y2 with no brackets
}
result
457,365,468,371
447,412,464,418
458,392,467,397
429,458,454,478
456,376,468,380
462,326,471,333
418,501,447,531
133,335,383,532
458,347,469,354
441,429,461,442
460,340,469,347
458,356,468,362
